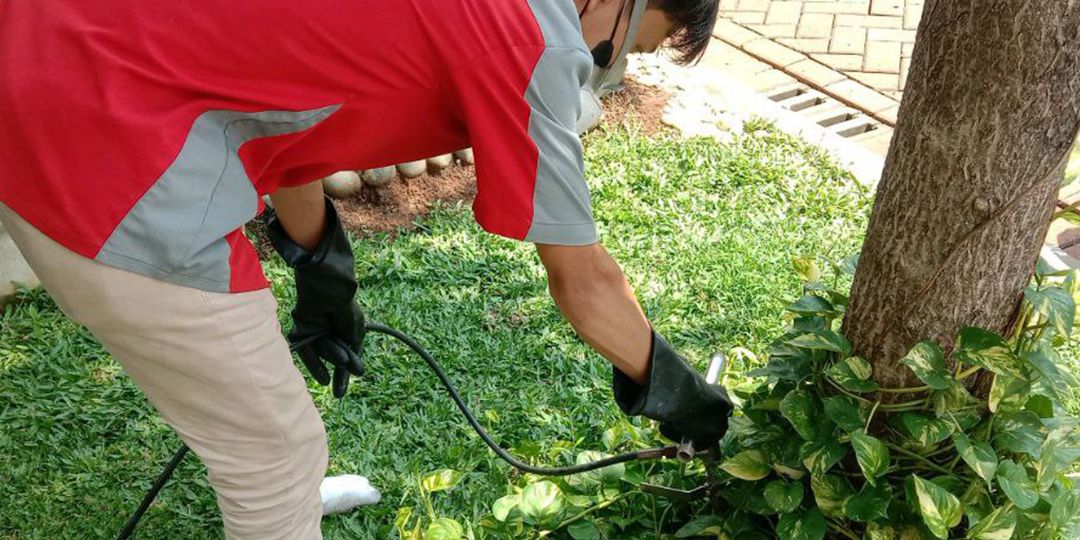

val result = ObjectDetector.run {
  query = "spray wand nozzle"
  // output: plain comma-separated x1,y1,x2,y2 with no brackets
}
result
673,352,726,462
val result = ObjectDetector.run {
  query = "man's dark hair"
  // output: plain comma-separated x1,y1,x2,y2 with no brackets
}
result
649,0,719,65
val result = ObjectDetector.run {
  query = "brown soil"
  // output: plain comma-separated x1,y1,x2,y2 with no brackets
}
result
250,76,670,254
598,78,672,137
337,163,478,236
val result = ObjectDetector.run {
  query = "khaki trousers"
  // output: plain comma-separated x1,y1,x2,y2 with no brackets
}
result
0,204,327,539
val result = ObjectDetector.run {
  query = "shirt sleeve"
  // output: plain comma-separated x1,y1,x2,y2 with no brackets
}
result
452,45,598,245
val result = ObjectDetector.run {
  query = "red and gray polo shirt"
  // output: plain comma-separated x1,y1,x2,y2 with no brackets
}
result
0,0,597,293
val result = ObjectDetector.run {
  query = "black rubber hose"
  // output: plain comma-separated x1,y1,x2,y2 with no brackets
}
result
364,323,676,475
115,444,190,540
116,323,676,539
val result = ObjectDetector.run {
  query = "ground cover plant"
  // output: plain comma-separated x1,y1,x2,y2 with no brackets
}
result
1,120,871,538
671,260,1080,540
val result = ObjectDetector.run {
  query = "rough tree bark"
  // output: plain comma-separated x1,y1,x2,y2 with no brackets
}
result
842,0,1080,389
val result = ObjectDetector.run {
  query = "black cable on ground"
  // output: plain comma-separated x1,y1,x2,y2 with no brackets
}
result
364,323,676,475
115,444,190,540
117,322,676,539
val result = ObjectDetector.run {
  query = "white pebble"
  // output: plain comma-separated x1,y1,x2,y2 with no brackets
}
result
452,148,474,165
322,171,362,199
360,166,396,187
396,160,427,179
426,154,453,172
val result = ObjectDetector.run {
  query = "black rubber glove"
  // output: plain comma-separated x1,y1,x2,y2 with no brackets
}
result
267,197,365,398
612,331,734,448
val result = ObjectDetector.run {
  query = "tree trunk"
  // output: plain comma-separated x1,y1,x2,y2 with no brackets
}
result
842,0,1080,389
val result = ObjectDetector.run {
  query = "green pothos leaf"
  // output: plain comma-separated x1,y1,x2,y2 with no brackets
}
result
786,329,852,355
425,517,464,540
931,380,978,418
394,507,420,540
901,413,954,446
491,494,520,522
730,413,786,449
837,253,859,276
994,411,1046,456
823,395,866,433
780,389,820,440
909,475,963,539
1023,349,1077,404
767,343,815,382
928,475,967,499
900,524,937,539
518,481,563,523
954,327,1024,378
864,522,896,540
764,480,804,513
827,360,879,393
720,449,771,481
996,460,1039,510
421,469,463,493
723,511,768,539
961,480,995,525
1035,424,1080,491
899,341,952,390
567,520,602,540
1026,394,1055,418
674,515,724,538
953,433,998,487
788,295,835,315
1050,490,1080,529
738,481,778,517
792,315,829,333
946,408,985,431
809,473,854,518
988,372,1030,413
846,356,873,380
571,451,625,486
773,462,806,481
792,257,821,283
843,482,891,522
826,289,850,309
967,505,1018,540
1024,285,1075,337
800,438,847,475
850,430,889,486
776,507,826,540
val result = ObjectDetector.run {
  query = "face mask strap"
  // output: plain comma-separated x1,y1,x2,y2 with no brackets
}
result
582,0,632,68
589,0,648,90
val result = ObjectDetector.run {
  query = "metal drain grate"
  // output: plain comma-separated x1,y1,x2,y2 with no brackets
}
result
767,84,882,142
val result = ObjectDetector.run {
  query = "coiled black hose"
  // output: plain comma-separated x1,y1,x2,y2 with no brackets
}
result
116,322,677,539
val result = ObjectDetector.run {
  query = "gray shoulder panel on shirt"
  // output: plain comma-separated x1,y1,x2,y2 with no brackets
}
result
521,1,597,245
526,0,591,52
522,47,597,245
97,105,340,291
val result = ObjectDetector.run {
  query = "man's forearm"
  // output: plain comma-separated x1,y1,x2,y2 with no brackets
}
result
538,244,651,385
538,245,733,446
268,181,328,251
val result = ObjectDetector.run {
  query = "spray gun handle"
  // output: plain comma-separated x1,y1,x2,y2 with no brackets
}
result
676,352,726,462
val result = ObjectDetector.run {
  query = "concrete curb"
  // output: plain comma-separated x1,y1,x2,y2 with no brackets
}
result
721,75,886,187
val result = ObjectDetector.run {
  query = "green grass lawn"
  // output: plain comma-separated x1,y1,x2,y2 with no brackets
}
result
0,122,871,538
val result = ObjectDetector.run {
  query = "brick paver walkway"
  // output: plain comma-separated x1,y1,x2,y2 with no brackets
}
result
718,0,923,101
